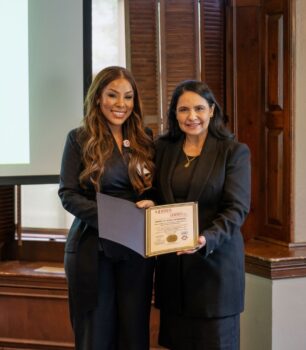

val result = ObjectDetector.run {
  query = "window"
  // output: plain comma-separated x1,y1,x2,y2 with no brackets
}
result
20,0,126,239
92,0,126,75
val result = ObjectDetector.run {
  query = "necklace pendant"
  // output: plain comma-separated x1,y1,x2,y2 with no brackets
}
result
184,162,190,168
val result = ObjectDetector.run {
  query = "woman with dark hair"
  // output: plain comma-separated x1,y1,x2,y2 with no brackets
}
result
154,80,251,350
59,66,155,350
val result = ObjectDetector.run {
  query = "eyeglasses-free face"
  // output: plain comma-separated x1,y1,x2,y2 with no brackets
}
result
176,91,214,137
98,78,134,132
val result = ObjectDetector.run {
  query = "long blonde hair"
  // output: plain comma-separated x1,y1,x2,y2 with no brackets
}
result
78,66,155,193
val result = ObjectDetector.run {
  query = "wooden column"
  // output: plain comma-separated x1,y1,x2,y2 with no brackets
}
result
227,0,293,245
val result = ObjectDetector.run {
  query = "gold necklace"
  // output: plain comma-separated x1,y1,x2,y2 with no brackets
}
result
183,139,201,167
184,153,198,168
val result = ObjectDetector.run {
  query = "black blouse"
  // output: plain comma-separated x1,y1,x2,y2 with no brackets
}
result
101,143,141,203
171,150,199,202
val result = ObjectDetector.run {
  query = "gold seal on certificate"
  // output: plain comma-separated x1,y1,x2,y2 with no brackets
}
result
97,193,199,257
145,202,199,257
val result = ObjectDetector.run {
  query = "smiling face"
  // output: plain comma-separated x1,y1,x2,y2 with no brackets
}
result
176,91,214,137
98,78,134,132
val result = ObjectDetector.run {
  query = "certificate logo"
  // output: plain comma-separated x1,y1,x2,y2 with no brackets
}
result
166,234,178,242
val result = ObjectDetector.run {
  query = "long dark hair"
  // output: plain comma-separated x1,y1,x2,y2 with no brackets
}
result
79,66,154,193
164,80,234,141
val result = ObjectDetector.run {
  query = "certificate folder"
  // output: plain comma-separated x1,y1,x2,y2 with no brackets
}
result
97,193,198,257
97,193,146,257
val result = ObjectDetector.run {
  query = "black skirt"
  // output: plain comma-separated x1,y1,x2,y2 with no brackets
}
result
158,311,240,350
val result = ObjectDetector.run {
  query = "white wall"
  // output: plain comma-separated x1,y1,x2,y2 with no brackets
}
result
241,273,306,350
241,274,272,350
273,278,306,349
294,0,306,242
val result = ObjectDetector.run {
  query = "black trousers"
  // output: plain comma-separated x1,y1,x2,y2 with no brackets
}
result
67,252,155,350
159,311,240,350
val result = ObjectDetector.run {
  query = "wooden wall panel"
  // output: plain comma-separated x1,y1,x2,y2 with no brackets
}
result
227,0,292,243
266,128,283,226
267,14,284,110
261,0,291,243
0,261,74,350
233,4,262,241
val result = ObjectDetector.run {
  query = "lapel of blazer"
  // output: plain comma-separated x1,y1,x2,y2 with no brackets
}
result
159,136,185,204
186,133,219,202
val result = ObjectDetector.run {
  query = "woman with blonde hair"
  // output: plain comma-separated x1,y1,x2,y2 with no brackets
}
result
59,66,155,350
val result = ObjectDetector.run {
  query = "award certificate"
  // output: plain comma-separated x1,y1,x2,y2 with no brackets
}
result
97,193,199,257
146,202,199,256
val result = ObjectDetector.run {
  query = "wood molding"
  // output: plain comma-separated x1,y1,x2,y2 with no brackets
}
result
4,239,65,262
22,228,68,235
245,239,306,279
0,338,74,350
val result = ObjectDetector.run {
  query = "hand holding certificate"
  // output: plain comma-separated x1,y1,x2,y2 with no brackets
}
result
145,202,199,256
97,193,199,257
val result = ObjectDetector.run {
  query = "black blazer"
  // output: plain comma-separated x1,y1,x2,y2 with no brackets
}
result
58,128,151,316
154,133,251,318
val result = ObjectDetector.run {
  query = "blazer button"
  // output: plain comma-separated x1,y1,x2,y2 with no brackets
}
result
209,250,214,254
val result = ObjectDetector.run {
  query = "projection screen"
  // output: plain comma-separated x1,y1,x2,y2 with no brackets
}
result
0,0,84,184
